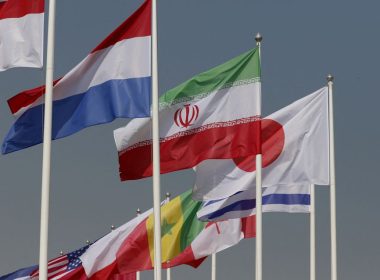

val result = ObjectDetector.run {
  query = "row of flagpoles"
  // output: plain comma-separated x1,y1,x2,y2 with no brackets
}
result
0,0,337,279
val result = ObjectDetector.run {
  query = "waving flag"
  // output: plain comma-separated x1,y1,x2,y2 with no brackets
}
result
193,87,329,200
80,190,246,278
0,265,37,280
197,185,311,221
30,245,89,279
0,0,44,71
2,0,152,154
0,246,136,280
114,48,261,180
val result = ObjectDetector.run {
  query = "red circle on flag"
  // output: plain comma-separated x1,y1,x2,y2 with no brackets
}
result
233,119,285,172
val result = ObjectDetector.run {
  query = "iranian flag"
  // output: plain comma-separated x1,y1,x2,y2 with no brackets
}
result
80,190,252,279
114,48,261,180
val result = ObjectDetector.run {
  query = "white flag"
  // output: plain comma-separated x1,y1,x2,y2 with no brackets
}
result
197,185,311,221
193,87,329,200
0,0,44,71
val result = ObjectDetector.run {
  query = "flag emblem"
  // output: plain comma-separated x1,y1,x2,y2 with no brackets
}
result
232,119,285,172
174,104,200,128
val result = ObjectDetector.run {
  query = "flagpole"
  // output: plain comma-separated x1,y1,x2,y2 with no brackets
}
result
255,33,263,280
39,0,57,279
211,253,216,280
310,184,316,280
151,0,162,280
165,193,171,280
327,74,337,280
136,209,141,280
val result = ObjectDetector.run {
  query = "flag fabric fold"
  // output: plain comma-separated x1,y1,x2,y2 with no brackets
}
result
2,0,152,154
0,265,38,280
197,185,311,221
0,0,44,71
114,48,262,181
80,190,247,278
193,87,329,200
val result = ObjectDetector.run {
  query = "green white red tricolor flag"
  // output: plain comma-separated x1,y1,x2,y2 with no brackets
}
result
114,48,261,180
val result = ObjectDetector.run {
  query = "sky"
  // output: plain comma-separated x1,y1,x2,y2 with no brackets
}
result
0,0,379,279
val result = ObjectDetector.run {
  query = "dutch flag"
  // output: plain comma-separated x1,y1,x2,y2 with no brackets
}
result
2,0,152,154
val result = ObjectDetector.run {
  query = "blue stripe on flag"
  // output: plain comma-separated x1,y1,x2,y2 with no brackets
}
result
2,77,151,154
204,193,310,220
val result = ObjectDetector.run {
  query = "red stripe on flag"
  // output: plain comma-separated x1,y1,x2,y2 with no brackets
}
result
56,266,87,280
7,78,62,115
242,216,256,239
90,0,151,53
0,0,44,20
166,246,206,269
118,120,263,181
115,218,152,274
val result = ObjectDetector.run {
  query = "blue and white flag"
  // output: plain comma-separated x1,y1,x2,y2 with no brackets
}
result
197,185,311,222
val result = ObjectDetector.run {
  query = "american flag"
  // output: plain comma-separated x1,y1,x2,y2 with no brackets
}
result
30,245,89,280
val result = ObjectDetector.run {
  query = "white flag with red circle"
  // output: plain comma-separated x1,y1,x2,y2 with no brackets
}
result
193,87,330,200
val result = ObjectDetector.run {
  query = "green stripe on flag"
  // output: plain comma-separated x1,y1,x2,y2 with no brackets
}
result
178,190,206,251
159,48,260,108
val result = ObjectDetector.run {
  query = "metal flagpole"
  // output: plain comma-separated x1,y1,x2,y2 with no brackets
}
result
135,209,141,280
211,253,216,280
165,193,171,280
151,0,162,279
39,0,57,279
327,74,337,280
255,33,263,280
310,184,316,280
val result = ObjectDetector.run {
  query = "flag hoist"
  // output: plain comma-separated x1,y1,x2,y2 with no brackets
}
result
39,0,56,279
151,0,162,280
254,33,263,280
327,74,337,280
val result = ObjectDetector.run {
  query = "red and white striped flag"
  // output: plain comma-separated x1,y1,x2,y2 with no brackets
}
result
30,246,88,280
0,0,44,71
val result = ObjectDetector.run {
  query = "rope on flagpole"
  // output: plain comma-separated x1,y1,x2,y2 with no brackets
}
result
327,74,337,280
255,32,263,280
39,0,57,278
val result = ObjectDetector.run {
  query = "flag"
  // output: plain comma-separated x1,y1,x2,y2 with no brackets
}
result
2,0,152,154
80,190,246,278
0,265,37,280
0,0,44,71
30,245,89,279
114,48,262,181
193,87,329,200
0,246,136,280
197,185,311,221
